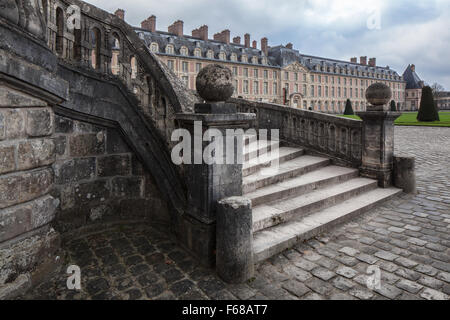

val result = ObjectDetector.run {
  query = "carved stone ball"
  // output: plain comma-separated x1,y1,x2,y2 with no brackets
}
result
196,64,234,102
366,83,392,106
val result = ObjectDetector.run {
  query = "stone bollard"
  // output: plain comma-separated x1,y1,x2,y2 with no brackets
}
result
393,156,417,194
216,197,254,284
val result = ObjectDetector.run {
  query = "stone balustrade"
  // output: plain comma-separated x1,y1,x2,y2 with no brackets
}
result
233,98,363,167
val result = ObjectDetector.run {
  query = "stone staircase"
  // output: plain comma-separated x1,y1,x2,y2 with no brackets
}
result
242,135,402,263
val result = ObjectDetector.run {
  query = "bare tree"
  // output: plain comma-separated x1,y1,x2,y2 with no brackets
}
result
431,83,445,97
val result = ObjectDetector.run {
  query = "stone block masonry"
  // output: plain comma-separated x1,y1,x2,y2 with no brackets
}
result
52,115,170,234
0,83,60,299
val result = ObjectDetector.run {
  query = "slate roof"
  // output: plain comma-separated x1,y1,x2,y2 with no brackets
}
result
402,65,424,89
134,27,403,82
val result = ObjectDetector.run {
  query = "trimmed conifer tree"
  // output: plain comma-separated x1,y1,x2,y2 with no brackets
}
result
390,100,396,111
344,99,354,115
417,86,440,122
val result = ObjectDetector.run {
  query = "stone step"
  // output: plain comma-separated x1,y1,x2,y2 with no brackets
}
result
243,155,330,194
246,165,359,207
252,177,377,232
243,147,305,177
243,139,279,162
253,187,402,263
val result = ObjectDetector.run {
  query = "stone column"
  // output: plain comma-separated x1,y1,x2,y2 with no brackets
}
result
174,64,255,266
357,83,401,187
216,197,254,283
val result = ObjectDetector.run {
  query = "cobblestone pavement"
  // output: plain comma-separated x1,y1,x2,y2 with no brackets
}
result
22,127,450,300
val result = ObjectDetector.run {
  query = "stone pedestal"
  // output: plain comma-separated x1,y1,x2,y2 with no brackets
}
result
393,156,417,194
216,197,254,283
356,111,401,187
175,110,255,266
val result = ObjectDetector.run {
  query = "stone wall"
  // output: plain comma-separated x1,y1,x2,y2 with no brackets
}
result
52,114,169,234
0,83,60,298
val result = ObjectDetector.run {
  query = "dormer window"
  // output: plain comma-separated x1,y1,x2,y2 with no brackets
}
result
230,53,237,61
219,51,226,60
194,48,201,57
241,55,248,63
180,46,188,56
207,50,214,59
165,45,174,54
252,56,258,64
150,42,159,53
261,57,267,65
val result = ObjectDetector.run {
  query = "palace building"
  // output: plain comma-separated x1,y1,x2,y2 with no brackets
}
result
133,14,410,113
403,64,425,111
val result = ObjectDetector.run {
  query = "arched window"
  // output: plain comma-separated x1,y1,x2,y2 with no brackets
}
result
130,56,137,79
41,0,48,23
165,45,174,54
150,42,159,53
90,27,101,69
111,33,120,75
55,7,64,55
180,46,188,56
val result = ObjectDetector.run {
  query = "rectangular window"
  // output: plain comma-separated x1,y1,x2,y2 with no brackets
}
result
332,87,335,97
273,71,277,79
295,73,298,81
273,82,278,95
264,82,268,95
167,60,174,71
325,76,328,83
318,75,322,83
325,86,328,97
254,69,258,78
244,68,248,77
350,88,353,98
318,86,322,97
303,74,306,82
233,67,238,76
295,84,299,93
303,84,307,96
344,88,347,97
182,61,188,73
254,81,259,94
311,85,315,97
284,71,289,80
303,101,307,109
195,63,202,72
264,70,268,79
243,80,249,94
338,87,341,97
310,74,314,82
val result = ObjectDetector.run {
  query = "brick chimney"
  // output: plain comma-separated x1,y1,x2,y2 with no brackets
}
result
350,57,357,63
141,15,156,32
168,20,184,37
261,37,268,56
244,33,250,48
252,40,257,49
411,64,416,72
214,30,230,44
369,57,376,67
286,43,293,49
233,36,241,44
192,25,208,41
114,9,125,20
360,56,367,65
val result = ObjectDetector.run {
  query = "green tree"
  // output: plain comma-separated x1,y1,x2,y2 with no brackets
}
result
417,86,440,122
390,100,396,111
344,99,354,115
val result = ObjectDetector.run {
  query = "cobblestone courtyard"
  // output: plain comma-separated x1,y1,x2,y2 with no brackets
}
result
21,127,450,300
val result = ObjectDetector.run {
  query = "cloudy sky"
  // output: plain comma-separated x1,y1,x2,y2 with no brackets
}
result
89,0,450,89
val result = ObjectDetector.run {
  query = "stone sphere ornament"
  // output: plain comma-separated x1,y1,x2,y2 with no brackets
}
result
365,83,392,110
196,64,234,102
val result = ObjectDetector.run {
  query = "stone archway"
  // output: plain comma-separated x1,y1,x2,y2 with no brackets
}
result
289,93,304,108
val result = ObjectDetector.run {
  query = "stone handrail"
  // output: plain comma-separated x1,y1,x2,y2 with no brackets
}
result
232,98,363,167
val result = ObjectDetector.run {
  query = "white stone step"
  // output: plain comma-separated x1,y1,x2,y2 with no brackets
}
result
243,155,330,194
243,147,305,177
252,177,377,232
253,187,402,263
245,165,359,207
243,139,279,162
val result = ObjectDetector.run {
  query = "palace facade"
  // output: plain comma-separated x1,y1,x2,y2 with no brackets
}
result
131,13,411,113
